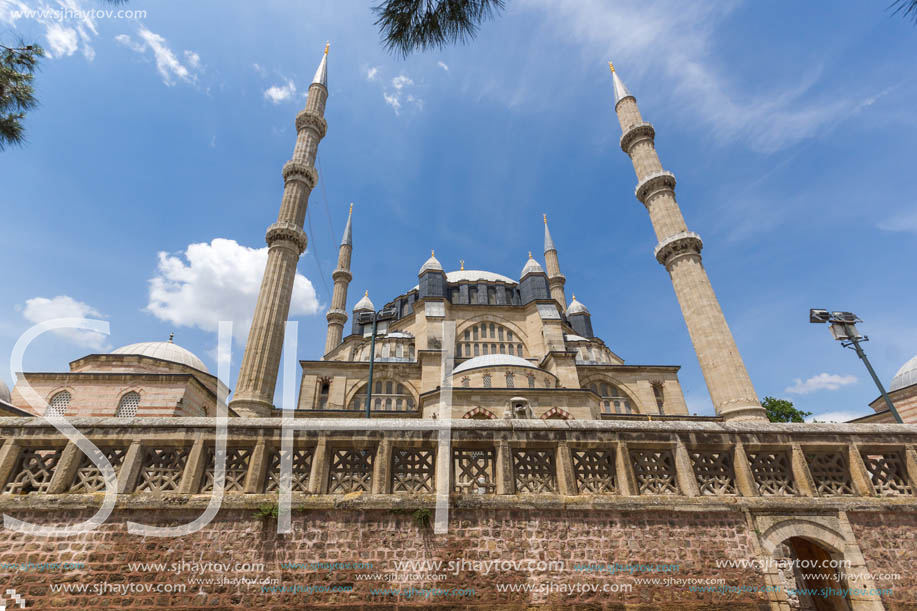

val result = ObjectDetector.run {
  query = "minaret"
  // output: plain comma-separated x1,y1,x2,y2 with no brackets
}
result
542,214,567,313
230,45,330,417
324,204,353,357
609,62,765,421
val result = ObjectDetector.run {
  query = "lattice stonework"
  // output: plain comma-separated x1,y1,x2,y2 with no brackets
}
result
630,449,678,495
265,448,314,493
328,448,374,493
201,447,252,493
513,449,557,493
748,452,797,496
571,449,616,494
136,447,189,492
690,451,736,496
3,449,62,494
69,448,127,493
805,452,854,496
452,448,495,493
392,449,435,493
862,452,913,496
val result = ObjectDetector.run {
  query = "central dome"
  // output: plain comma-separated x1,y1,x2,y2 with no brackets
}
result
111,341,209,373
890,355,917,392
453,354,538,375
445,270,515,284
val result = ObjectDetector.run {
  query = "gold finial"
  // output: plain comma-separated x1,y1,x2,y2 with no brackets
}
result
528,251,533,259
349,202,353,214
460,259,464,271
608,61,615,73
431,249,435,257
543,213,547,224
572,293,576,301
365,290,368,296
324,42,330,55
168,332,174,343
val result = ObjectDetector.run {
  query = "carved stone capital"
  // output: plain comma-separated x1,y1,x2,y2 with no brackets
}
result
635,171,676,204
325,309,348,324
295,111,327,138
654,231,703,266
332,268,352,283
620,122,655,153
266,222,308,253
282,161,318,189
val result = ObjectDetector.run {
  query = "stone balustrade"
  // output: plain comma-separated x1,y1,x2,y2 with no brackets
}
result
1,417,917,509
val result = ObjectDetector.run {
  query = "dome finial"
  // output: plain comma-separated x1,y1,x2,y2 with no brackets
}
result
324,42,330,55
431,249,435,257
168,332,174,343
349,202,353,214
543,213,547,224
460,259,464,271
365,290,368,297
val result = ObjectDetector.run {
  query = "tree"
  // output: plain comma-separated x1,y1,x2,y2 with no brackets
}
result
374,0,505,57
761,396,812,423
891,0,917,23
0,42,44,151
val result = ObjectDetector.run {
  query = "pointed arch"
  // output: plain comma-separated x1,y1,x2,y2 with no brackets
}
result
463,406,497,420
541,407,572,420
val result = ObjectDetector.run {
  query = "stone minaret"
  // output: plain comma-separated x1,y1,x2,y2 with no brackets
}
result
542,214,567,313
324,204,353,356
230,46,330,417
609,62,765,422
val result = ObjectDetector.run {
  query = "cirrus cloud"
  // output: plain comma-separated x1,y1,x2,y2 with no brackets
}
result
785,372,857,395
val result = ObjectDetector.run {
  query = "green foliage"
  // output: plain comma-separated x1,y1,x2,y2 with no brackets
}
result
412,507,432,529
761,396,812,423
254,502,279,520
374,0,505,57
0,41,44,151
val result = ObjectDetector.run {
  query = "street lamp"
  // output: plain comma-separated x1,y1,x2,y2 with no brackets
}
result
809,309,903,424
356,303,398,418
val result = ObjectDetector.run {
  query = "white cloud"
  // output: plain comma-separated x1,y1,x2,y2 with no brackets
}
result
117,26,201,86
437,61,449,72
366,66,380,81
383,92,401,113
806,410,869,424
146,238,320,342
518,0,873,153
877,210,917,235
2,0,98,60
20,296,109,350
392,75,413,91
263,79,296,104
785,373,857,395
45,23,79,57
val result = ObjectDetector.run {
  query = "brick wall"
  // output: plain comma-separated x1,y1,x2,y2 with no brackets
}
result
0,508,776,609
848,511,917,610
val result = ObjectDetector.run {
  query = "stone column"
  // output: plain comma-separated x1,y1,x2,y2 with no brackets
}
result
611,64,765,421
231,50,329,417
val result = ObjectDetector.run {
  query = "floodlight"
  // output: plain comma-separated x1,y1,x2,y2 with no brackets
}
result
809,309,830,324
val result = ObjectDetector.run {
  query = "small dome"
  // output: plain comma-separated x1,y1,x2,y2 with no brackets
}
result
111,339,208,373
0,378,10,404
567,295,589,315
520,253,544,278
419,250,443,275
890,355,917,392
354,291,375,312
453,354,538,375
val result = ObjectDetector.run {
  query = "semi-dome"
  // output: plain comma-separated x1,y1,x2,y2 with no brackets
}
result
354,291,375,312
890,355,917,392
453,354,538,375
0,378,10,404
520,253,544,277
567,295,590,315
111,339,208,373
419,250,443,274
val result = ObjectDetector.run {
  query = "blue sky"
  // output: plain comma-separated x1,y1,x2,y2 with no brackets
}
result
2,0,915,421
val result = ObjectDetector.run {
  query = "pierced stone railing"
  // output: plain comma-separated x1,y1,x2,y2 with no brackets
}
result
1,417,917,508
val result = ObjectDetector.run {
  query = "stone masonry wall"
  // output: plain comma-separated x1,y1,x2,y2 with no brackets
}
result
848,511,917,610
0,507,776,610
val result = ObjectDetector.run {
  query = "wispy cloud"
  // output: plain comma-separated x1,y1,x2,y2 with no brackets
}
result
263,79,296,104
1,0,98,60
366,66,380,81
785,373,857,395
437,61,449,72
116,26,201,86
877,209,917,234
18,295,109,350
381,74,423,115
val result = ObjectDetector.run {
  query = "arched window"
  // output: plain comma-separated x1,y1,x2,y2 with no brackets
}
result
505,372,515,388
587,382,634,414
116,391,140,418
47,391,71,417
348,380,415,412
482,374,492,388
456,322,526,360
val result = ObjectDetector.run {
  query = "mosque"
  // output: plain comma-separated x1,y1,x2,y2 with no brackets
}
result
3,48,914,427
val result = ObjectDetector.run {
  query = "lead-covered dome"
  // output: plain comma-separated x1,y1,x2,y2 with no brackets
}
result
567,295,589,315
890,355,917,392
520,254,544,278
453,354,538,375
419,251,443,274
111,340,208,373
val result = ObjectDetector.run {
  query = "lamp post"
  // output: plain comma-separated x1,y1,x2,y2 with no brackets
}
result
809,309,903,424
356,304,398,419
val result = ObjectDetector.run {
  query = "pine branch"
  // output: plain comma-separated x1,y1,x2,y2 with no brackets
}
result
374,0,506,58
